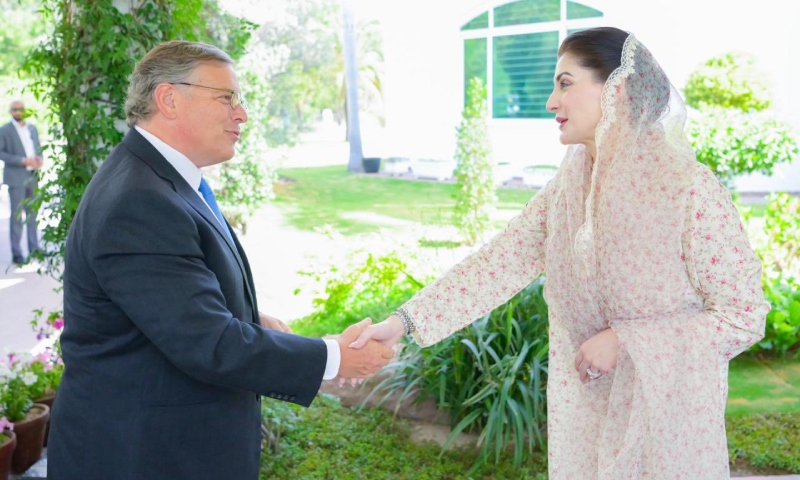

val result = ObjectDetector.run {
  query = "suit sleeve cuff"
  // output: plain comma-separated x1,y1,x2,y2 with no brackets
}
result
322,339,341,380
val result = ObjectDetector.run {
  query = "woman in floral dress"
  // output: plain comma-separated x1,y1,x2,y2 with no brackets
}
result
351,27,768,479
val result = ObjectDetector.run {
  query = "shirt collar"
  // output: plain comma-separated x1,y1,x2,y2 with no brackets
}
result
12,118,27,128
134,125,202,191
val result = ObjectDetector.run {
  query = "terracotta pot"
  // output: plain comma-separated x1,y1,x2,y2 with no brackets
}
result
0,431,17,480
34,393,56,447
11,404,49,474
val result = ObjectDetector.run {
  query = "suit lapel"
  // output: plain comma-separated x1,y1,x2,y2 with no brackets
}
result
121,129,259,323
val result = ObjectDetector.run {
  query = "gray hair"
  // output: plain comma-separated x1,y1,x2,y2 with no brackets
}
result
124,41,233,127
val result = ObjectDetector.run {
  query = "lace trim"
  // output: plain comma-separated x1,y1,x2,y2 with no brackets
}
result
595,34,637,150
575,34,638,284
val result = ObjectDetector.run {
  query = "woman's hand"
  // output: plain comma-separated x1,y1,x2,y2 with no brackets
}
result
574,328,619,383
348,314,406,350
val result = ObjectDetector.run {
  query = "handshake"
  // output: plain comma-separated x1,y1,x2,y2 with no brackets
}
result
260,312,407,386
334,317,400,385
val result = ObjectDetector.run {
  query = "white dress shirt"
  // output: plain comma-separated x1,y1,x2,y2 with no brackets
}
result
13,119,37,171
134,126,341,380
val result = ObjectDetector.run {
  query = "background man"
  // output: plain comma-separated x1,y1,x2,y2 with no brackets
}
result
0,100,42,265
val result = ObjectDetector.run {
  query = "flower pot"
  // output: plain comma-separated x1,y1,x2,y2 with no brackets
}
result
34,393,56,447
11,404,49,475
0,431,16,480
362,157,381,173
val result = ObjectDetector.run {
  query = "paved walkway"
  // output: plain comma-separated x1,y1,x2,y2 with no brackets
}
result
0,185,62,353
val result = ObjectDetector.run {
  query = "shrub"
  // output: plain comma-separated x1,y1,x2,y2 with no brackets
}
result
683,53,771,112
0,354,35,423
727,412,800,473
686,107,798,188
742,193,800,357
291,249,426,337
759,277,800,357
368,276,549,472
454,78,496,246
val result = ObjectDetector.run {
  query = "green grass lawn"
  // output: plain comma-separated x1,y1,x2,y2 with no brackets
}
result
260,394,548,480
274,166,536,235
274,165,765,236
727,355,800,416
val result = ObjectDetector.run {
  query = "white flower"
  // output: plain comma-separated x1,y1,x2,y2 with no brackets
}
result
15,352,33,364
0,363,11,380
21,372,37,386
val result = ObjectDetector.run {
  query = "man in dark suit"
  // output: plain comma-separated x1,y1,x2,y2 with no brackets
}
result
47,41,393,480
0,100,43,265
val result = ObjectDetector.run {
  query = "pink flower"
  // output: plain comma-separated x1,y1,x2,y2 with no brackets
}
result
53,317,65,330
0,417,13,432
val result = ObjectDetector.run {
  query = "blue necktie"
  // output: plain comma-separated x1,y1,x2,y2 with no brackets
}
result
198,177,233,242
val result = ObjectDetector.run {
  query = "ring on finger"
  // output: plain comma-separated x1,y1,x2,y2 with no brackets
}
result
586,368,602,380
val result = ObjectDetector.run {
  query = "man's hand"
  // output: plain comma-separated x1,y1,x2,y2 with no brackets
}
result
22,157,42,169
336,318,394,380
259,312,292,334
348,314,405,350
574,328,619,384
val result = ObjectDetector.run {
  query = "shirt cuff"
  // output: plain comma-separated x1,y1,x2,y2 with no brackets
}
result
322,339,341,380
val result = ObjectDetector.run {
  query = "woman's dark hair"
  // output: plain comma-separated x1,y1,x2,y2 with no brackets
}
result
558,27,630,83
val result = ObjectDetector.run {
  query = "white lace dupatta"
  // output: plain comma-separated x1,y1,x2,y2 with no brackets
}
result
553,35,768,478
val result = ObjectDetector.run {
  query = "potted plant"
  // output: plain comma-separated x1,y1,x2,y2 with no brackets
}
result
29,314,65,447
0,415,16,480
362,157,381,174
0,355,50,474
27,347,63,447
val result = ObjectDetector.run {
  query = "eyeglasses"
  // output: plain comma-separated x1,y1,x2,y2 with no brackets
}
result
10,108,25,112
171,82,247,111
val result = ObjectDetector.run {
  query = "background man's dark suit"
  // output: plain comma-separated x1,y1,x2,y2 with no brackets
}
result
0,117,41,262
47,128,328,480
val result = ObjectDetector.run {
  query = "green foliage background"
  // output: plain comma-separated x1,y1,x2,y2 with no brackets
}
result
684,53,798,187
21,0,253,278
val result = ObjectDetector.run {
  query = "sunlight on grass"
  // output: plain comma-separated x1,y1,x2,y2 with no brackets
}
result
727,355,800,416
274,166,535,235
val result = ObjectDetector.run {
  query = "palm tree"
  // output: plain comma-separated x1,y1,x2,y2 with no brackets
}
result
342,0,363,172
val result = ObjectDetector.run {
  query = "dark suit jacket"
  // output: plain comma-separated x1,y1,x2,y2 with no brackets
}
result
0,120,41,187
47,128,327,480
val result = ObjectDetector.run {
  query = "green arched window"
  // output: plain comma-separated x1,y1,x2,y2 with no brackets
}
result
462,0,603,119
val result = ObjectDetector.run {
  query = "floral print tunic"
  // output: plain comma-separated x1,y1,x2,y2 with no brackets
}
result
400,35,768,479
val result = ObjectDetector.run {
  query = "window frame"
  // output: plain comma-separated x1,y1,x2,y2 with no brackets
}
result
460,0,605,122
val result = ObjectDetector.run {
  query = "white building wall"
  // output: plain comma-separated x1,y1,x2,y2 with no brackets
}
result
375,0,800,191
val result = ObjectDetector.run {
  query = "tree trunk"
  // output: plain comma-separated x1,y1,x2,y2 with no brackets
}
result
342,0,363,172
